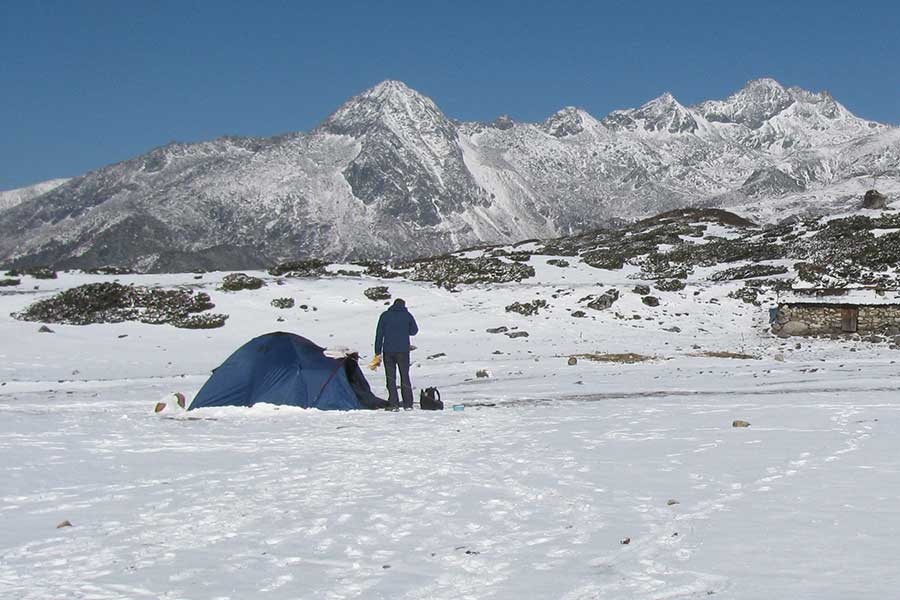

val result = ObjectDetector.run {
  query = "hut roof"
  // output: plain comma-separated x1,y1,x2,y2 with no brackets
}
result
779,288,900,306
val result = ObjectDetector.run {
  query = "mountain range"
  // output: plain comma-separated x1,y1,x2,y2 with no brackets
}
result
1,78,898,272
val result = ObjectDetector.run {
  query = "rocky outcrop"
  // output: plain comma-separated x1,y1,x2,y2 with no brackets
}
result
862,189,888,209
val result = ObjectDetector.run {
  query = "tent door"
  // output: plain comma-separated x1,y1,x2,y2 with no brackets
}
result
841,307,858,333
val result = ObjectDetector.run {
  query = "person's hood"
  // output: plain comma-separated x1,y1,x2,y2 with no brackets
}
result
388,303,408,312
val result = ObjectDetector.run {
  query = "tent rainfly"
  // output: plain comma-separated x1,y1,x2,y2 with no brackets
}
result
189,332,385,410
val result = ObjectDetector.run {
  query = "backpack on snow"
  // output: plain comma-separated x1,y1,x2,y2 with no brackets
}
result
419,387,443,411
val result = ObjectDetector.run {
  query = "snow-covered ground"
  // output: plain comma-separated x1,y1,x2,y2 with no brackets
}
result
2,268,899,599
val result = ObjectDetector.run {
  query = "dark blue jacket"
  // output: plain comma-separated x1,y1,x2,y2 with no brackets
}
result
375,301,418,354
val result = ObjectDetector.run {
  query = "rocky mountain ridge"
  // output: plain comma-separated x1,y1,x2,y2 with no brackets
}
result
1,78,898,272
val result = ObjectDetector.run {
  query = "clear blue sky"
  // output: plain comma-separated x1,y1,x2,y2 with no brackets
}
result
2,0,898,190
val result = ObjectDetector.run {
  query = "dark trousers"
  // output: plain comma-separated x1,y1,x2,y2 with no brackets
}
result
383,352,413,408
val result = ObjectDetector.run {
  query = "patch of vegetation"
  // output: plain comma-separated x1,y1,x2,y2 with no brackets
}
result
171,313,228,329
268,259,331,278
693,351,759,360
490,249,532,262
636,208,758,229
220,273,264,291
728,286,761,305
270,297,295,309
83,266,135,275
353,260,402,279
743,278,794,292
570,352,654,363
405,256,535,286
709,264,789,282
655,279,686,291
0,278,20,287
12,283,221,328
6,266,57,279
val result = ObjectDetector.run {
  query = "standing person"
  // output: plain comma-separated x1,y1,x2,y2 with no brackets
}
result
373,298,419,409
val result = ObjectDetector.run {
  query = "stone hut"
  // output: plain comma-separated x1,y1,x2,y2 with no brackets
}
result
771,288,900,337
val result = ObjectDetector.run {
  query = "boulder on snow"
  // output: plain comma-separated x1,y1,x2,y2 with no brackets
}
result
38,325,54,333
486,326,509,334
506,331,529,339
475,369,491,378
56,520,73,529
633,284,651,295
642,296,660,307
364,286,391,301
862,189,888,210
505,299,548,316
732,420,751,428
567,357,578,366
776,321,810,337
586,289,620,311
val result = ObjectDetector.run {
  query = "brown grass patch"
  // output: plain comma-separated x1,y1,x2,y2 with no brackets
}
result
571,352,654,364
692,351,759,360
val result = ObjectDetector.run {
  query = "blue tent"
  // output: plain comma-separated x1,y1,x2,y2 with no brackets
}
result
188,332,385,411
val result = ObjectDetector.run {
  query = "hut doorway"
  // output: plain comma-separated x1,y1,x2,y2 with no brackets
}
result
841,307,859,333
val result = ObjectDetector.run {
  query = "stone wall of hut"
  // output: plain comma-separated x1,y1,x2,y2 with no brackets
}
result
772,303,900,336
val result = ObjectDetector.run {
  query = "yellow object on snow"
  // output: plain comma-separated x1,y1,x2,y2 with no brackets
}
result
368,354,382,370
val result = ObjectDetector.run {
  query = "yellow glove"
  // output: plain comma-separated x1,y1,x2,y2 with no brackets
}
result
368,354,382,370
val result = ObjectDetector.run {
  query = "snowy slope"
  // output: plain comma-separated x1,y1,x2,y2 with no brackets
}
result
0,178,70,212
1,79,898,271
2,260,900,599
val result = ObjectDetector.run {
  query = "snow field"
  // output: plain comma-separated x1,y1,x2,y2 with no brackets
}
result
2,270,900,599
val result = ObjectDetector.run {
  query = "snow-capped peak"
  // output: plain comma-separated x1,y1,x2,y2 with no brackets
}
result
697,78,795,129
356,79,433,107
603,92,699,134
542,107,597,138
318,79,450,138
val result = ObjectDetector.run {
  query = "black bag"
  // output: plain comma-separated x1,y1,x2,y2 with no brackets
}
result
419,387,443,410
